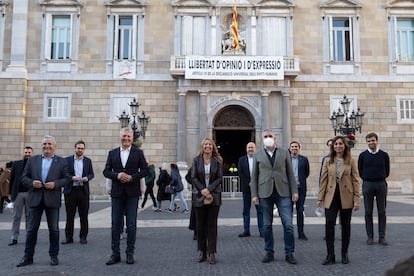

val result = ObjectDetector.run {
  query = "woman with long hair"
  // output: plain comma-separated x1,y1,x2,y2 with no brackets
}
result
317,136,361,265
191,138,223,265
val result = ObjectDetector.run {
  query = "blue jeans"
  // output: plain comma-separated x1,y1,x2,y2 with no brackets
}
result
111,196,138,255
169,191,189,211
242,192,263,234
25,202,60,257
363,180,387,238
260,189,295,255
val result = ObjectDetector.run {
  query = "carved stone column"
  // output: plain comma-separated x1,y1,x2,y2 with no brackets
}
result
260,90,271,129
282,91,292,149
199,89,208,141
177,89,187,162
7,0,28,74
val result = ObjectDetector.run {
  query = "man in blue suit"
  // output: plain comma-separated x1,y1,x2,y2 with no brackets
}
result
103,127,148,265
17,135,71,267
289,141,310,240
237,142,263,238
62,140,95,245
250,129,298,265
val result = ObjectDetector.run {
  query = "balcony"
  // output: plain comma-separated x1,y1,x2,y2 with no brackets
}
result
170,55,300,78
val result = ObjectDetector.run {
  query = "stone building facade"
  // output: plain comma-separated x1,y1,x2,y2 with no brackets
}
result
0,0,413,195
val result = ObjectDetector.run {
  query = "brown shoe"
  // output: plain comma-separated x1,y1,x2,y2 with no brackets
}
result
378,238,389,246
366,237,374,245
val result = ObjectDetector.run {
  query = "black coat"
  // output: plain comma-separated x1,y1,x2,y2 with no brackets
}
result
156,169,171,201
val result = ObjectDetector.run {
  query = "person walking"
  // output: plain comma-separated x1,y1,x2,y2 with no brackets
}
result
141,162,157,210
8,146,34,246
16,135,72,267
62,140,95,245
358,132,390,246
0,161,13,213
250,129,299,265
317,135,361,265
103,127,148,265
237,142,263,238
155,163,172,212
289,141,310,240
191,138,223,265
167,163,189,213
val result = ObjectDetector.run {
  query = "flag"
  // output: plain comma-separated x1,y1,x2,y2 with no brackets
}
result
231,2,239,50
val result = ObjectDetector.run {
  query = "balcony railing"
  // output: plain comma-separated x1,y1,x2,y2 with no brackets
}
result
170,55,300,77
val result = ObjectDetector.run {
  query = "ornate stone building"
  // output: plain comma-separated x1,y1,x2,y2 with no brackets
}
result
0,0,413,195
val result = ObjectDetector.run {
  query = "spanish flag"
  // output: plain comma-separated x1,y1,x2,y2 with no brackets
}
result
231,1,239,50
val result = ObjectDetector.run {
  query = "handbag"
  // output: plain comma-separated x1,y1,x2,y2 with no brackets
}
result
165,185,175,194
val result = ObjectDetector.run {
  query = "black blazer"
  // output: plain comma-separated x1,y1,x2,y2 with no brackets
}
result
237,154,252,194
290,154,310,192
191,156,223,207
63,155,95,195
103,146,148,198
9,159,28,201
21,155,72,208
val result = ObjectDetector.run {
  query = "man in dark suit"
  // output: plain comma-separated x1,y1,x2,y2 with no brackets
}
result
237,142,263,238
289,141,310,240
8,146,34,246
62,140,95,245
103,127,148,265
250,129,298,265
17,135,71,267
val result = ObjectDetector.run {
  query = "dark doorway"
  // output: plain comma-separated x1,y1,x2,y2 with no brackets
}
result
215,130,253,174
213,105,256,175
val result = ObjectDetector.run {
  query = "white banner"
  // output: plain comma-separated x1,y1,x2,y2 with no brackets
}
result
185,55,284,80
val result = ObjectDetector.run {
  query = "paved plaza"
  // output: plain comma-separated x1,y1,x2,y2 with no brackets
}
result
0,195,413,276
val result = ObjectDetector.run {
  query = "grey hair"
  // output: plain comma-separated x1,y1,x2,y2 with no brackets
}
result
43,135,56,145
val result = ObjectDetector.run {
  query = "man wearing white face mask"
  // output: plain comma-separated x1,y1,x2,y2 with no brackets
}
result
250,129,299,265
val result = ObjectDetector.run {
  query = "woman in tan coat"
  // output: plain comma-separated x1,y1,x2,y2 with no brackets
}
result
317,136,360,265
0,161,13,212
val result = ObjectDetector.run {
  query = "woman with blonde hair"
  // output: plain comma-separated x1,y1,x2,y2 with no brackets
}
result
191,138,223,265
317,136,360,265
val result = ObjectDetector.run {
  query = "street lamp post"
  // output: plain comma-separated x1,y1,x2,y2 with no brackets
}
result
118,98,150,140
329,95,364,147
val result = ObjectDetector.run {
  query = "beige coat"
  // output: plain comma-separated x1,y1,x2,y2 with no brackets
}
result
0,168,11,197
318,157,360,209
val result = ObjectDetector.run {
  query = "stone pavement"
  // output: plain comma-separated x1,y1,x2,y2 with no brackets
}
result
0,195,413,276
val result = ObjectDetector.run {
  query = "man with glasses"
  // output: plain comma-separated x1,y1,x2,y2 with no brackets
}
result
62,140,95,245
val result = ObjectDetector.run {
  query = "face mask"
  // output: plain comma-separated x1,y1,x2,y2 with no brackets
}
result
263,137,275,148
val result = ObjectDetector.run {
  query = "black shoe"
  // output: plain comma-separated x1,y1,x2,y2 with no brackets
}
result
17,257,33,267
126,254,134,264
298,233,308,240
8,239,17,246
197,251,207,262
61,239,73,245
262,252,274,263
80,238,87,244
285,253,297,264
50,256,59,266
341,253,349,264
366,237,374,245
322,254,336,265
379,238,389,246
238,232,250,237
106,255,121,265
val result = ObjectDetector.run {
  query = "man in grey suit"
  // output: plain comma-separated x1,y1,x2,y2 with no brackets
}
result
17,135,71,267
250,129,299,265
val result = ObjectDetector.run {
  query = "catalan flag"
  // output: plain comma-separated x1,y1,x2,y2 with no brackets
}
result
231,2,239,50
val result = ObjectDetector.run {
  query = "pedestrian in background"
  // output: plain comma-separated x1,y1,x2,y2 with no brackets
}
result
318,135,360,265
8,146,33,246
0,161,13,212
103,127,148,265
17,135,72,267
237,142,263,238
155,163,172,212
250,129,298,265
191,138,223,265
358,132,390,246
167,163,189,213
62,140,95,245
141,162,157,210
289,141,310,240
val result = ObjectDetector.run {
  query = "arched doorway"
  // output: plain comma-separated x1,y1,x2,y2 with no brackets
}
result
213,105,255,175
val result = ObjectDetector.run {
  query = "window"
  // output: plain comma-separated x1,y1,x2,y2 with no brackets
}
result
397,96,414,123
330,18,353,61
113,16,135,60
110,95,137,123
396,19,414,62
181,16,207,55
260,17,287,56
43,94,71,122
51,15,71,60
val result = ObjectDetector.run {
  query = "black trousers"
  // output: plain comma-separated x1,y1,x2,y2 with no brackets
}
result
64,187,89,240
195,205,220,254
325,187,353,255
